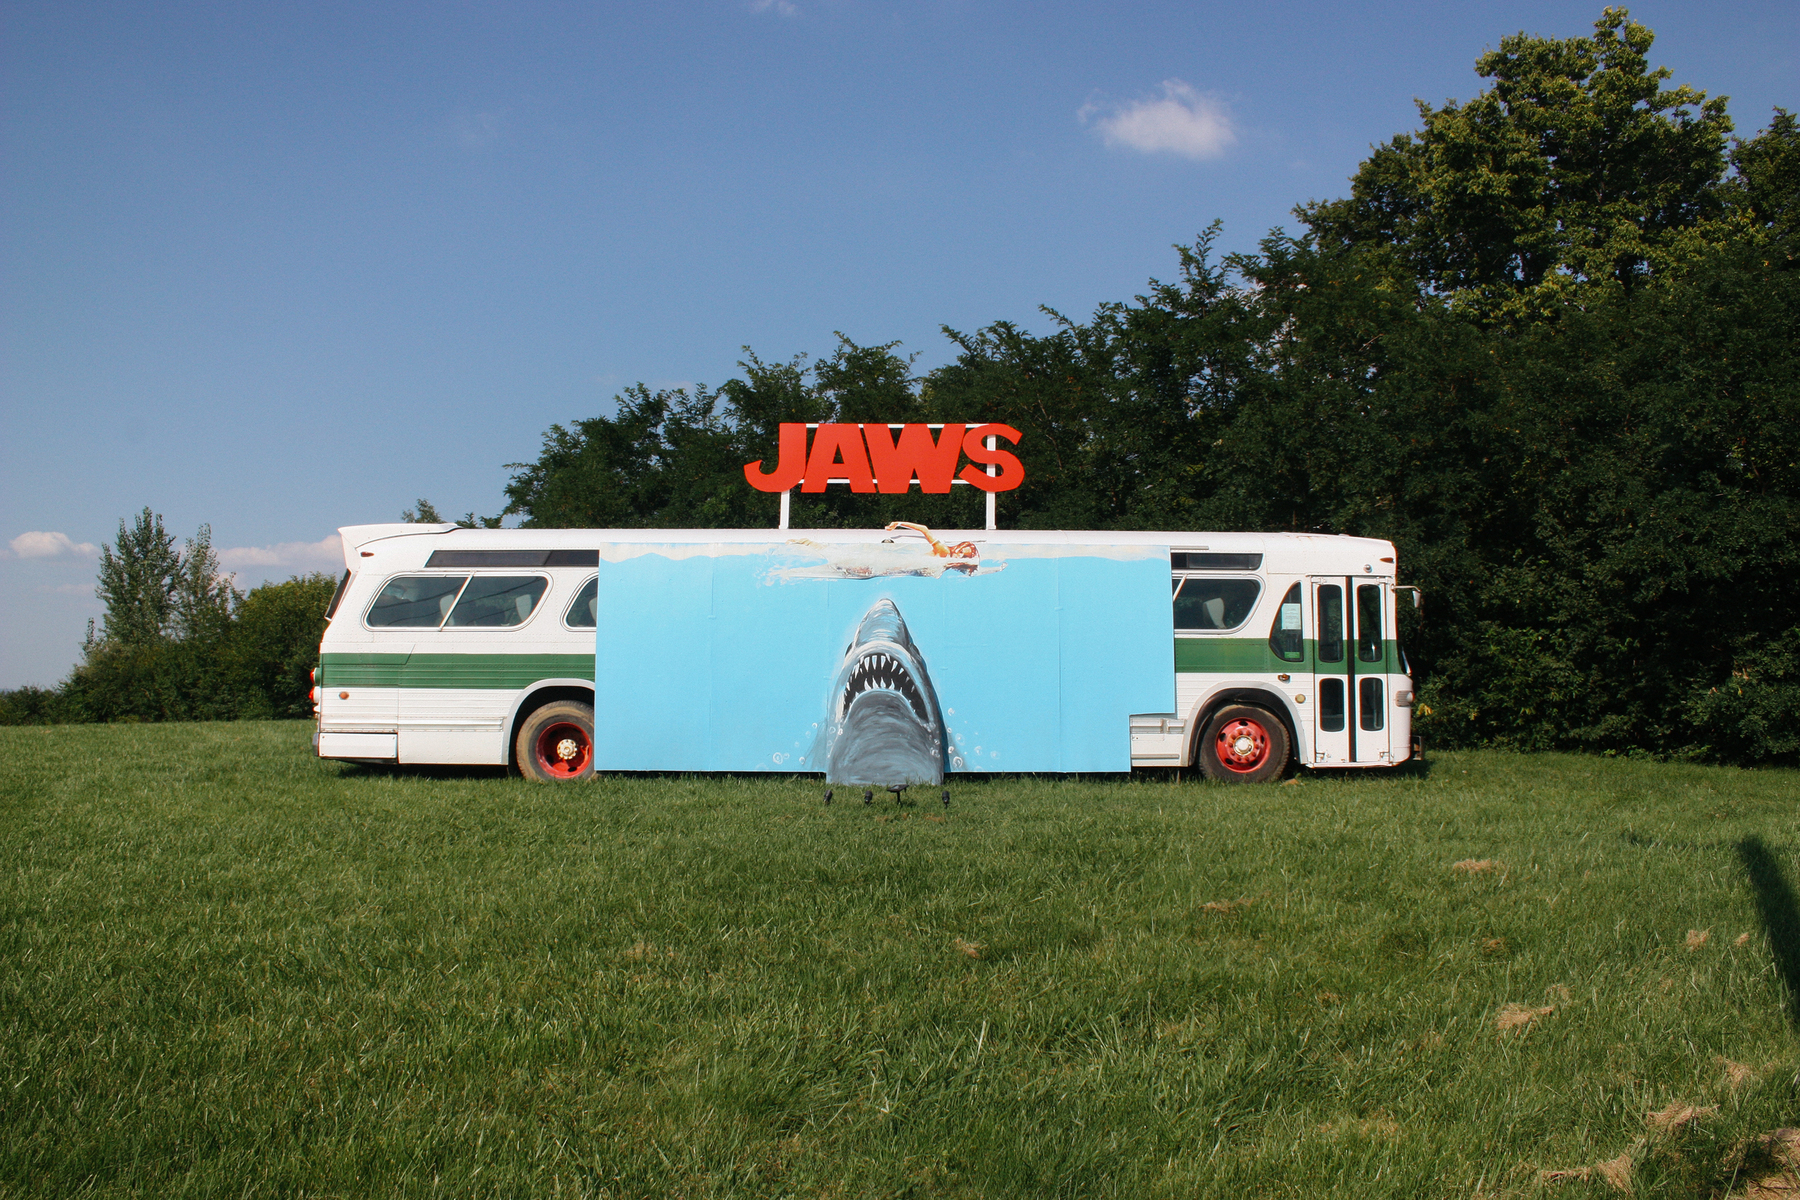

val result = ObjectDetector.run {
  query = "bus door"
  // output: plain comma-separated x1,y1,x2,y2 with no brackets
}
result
1310,580,1350,764
1308,578,1394,764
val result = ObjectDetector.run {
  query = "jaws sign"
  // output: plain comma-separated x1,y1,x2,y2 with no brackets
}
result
743,423,1024,495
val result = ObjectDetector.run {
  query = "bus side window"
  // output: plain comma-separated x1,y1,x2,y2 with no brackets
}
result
1267,582,1304,662
565,577,599,629
1173,577,1262,631
1317,584,1344,662
1357,584,1384,663
445,576,549,627
368,576,468,628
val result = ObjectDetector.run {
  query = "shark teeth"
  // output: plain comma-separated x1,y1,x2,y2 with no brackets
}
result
842,651,930,725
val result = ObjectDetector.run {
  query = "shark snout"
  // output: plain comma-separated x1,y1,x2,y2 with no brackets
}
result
854,598,914,652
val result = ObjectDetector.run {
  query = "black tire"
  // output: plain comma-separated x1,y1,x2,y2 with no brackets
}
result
515,700,596,782
1196,704,1290,784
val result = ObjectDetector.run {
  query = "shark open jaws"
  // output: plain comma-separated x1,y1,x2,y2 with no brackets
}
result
812,598,947,786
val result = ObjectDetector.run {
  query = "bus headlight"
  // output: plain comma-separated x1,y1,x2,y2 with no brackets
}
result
1394,690,1414,706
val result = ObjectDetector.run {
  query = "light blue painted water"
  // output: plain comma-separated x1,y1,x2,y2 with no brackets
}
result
593,542,1173,774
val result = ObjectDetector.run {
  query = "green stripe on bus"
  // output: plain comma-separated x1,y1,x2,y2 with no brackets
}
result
1175,638,1402,674
1175,638,1289,673
318,653,407,687
321,652,595,689
322,638,1400,688
1313,640,1404,672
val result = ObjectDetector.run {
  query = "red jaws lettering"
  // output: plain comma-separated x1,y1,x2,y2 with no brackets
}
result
742,423,1024,494
959,423,1024,493
863,423,964,493
801,424,876,493
743,423,808,492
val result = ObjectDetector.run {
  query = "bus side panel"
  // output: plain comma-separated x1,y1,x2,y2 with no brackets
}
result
395,653,594,765
1176,675,1313,765
316,649,404,759
1173,619,1314,767
594,540,1173,775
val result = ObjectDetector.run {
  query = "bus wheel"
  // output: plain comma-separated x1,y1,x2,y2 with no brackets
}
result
1198,705,1289,784
516,700,595,781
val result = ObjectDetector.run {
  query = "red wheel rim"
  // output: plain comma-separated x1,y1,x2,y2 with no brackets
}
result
533,721,592,778
1215,718,1271,773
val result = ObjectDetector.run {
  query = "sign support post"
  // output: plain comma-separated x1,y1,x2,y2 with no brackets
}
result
985,434,997,531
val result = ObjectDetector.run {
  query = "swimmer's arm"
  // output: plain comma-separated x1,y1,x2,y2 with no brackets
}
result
883,521,949,556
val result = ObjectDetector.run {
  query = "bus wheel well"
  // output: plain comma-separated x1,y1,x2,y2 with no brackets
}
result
1189,689,1297,771
509,686,596,767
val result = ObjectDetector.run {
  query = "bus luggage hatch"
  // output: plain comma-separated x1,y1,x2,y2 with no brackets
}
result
1129,713,1187,766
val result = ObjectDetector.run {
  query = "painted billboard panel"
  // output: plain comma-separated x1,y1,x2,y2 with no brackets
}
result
591,531,1173,779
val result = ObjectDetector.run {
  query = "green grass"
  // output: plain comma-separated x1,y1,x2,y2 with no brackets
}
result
3,723,1798,1198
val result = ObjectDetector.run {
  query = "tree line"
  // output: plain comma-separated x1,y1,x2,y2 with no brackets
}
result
7,10,1795,763
0,509,337,725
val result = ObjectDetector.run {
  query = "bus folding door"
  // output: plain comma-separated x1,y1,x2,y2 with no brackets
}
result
1308,578,1393,765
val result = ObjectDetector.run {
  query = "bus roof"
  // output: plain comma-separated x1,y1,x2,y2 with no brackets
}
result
338,524,1398,577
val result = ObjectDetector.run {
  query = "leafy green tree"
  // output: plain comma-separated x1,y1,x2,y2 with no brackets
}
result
69,511,252,722
91,507,181,648
501,336,970,531
404,497,506,529
502,382,729,528
230,573,338,718
0,686,69,726
1300,8,1734,319
1728,108,1800,239
172,524,240,646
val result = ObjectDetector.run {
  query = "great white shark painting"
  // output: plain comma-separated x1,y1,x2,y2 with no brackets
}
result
811,598,947,785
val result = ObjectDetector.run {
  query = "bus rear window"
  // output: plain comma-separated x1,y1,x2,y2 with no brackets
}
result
325,569,352,619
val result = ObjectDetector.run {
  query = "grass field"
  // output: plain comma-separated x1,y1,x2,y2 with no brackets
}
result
3,723,1798,1198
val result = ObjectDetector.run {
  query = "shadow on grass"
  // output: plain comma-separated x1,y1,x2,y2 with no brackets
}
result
335,762,511,781
1300,754,1434,784
1736,835,1800,1027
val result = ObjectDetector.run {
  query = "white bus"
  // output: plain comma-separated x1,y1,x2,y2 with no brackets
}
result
313,523,1417,784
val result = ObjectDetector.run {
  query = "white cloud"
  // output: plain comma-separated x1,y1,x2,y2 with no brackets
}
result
750,0,799,16
1083,80,1237,161
218,535,344,574
8,531,99,559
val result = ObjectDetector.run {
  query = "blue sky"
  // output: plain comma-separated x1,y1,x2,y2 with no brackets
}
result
2,0,1794,687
